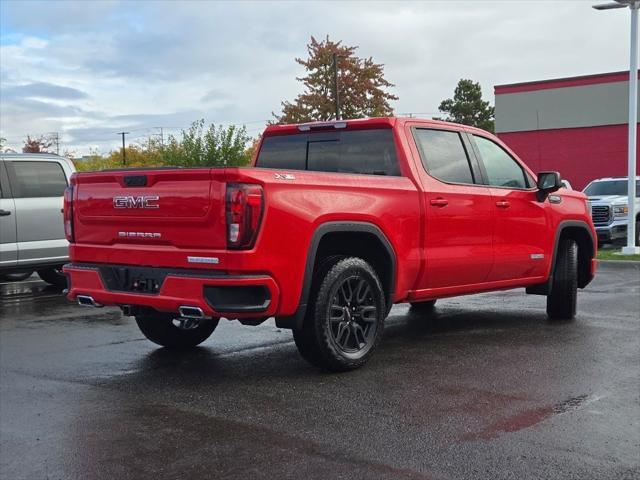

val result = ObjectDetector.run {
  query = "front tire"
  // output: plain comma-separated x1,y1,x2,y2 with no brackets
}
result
294,257,386,372
547,239,578,320
135,311,219,349
0,271,33,282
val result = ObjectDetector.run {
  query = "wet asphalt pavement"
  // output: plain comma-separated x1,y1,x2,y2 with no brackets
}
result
0,263,639,480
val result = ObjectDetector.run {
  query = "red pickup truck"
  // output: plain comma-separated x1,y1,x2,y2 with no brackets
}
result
63,117,596,371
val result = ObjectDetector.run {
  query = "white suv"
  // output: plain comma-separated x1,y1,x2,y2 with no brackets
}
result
0,153,76,286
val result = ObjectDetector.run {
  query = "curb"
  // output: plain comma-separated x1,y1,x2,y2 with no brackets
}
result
597,259,640,268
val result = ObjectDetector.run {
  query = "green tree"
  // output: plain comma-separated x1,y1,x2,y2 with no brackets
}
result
438,79,495,132
74,121,254,172
163,120,252,167
274,35,397,123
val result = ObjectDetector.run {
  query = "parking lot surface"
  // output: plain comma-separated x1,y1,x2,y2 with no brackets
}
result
1,263,638,480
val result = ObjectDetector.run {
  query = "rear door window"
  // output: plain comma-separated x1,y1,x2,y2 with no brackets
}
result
257,129,400,176
6,161,68,198
413,128,475,184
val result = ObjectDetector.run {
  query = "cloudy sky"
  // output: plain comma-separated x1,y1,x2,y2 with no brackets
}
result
0,0,633,155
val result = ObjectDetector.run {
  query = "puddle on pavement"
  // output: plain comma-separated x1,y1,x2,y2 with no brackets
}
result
462,394,593,441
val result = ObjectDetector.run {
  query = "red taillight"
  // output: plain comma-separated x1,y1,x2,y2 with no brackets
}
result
63,186,74,242
226,184,264,249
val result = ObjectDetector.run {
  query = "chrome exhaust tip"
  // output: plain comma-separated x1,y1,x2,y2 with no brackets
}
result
77,295,103,308
178,306,205,319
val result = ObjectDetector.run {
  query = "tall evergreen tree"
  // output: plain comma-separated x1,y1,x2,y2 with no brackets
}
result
438,79,495,132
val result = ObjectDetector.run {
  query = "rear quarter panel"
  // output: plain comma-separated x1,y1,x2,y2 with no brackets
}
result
224,168,422,315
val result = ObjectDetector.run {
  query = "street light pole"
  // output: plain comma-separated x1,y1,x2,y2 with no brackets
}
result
625,3,639,253
593,0,640,253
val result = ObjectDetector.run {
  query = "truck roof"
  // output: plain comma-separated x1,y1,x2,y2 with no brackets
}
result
0,153,68,162
263,116,488,136
590,176,640,181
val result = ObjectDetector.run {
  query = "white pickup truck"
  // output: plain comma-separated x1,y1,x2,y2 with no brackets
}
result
0,153,76,286
584,176,640,246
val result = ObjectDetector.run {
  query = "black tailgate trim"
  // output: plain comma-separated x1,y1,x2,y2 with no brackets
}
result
68,263,227,294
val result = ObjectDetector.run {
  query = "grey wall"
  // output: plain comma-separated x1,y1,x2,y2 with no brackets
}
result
495,81,640,133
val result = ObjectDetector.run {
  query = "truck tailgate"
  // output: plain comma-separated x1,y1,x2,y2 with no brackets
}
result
73,168,227,250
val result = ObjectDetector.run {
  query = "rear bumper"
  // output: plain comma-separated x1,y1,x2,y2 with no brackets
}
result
63,263,279,319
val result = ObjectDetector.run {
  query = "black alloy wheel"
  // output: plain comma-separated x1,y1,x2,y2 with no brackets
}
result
293,257,386,371
328,275,378,356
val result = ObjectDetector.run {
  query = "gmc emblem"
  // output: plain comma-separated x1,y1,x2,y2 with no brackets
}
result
113,195,160,209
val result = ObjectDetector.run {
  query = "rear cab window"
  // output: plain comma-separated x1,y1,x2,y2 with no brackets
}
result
6,161,68,198
256,129,400,176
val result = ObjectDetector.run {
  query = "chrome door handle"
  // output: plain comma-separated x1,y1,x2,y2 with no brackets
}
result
430,198,449,207
495,201,510,209
0,209,11,216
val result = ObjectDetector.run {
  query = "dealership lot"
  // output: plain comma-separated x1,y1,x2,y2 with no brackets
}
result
0,263,638,480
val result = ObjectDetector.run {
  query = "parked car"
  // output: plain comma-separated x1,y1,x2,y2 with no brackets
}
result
63,117,596,371
583,176,640,246
0,153,76,287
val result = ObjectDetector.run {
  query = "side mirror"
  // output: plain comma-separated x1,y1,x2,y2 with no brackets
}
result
536,171,562,201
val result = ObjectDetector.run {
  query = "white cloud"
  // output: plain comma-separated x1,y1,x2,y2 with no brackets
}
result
0,0,631,155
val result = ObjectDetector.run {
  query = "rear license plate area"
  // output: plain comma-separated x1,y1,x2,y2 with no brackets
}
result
99,266,167,294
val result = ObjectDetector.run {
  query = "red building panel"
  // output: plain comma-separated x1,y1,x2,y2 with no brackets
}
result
498,124,640,191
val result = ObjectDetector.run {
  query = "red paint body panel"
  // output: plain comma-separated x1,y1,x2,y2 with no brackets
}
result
488,187,550,281
64,117,596,321
498,124,640,191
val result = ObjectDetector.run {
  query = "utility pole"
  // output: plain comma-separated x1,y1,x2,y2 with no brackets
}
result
332,53,341,120
117,132,129,166
52,132,59,155
157,127,164,151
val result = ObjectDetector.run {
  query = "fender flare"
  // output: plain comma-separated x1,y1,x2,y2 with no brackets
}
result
275,221,397,330
526,219,596,295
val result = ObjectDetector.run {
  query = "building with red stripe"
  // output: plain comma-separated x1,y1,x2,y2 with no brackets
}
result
494,71,640,191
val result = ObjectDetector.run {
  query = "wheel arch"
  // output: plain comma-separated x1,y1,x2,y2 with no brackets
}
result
527,220,596,295
275,221,397,330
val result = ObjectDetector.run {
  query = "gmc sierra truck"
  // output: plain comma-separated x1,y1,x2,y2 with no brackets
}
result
583,176,640,246
63,117,597,371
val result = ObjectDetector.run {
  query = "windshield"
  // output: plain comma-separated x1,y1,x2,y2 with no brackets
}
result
583,180,640,197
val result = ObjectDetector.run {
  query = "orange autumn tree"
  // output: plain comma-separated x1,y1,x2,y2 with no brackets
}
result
274,36,397,123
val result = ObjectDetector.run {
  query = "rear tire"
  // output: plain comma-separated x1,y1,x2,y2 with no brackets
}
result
294,257,386,372
635,220,640,247
135,311,219,349
547,239,578,320
37,267,67,287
